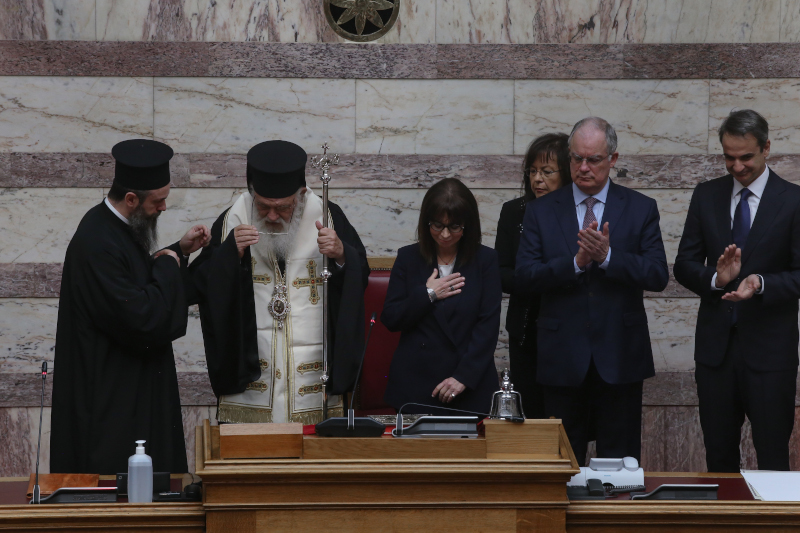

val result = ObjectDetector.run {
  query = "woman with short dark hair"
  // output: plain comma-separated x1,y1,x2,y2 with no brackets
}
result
495,133,570,418
382,178,502,413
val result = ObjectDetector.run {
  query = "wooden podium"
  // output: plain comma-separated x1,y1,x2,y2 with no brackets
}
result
196,419,580,533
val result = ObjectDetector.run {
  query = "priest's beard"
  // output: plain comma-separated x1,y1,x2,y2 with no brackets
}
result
253,191,307,263
129,207,160,253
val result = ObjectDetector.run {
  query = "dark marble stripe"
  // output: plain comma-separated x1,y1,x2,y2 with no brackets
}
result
0,262,695,298
0,264,61,298
3,42,800,79
5,152,800,190
0,372,215,407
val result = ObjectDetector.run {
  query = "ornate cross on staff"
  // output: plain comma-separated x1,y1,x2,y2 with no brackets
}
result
310,143,339,420
292,260,323,304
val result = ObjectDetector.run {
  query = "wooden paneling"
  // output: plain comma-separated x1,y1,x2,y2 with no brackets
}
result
302,434,486,459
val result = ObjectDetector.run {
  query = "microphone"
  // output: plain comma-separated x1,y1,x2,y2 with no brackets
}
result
31,361,47,504
315,312,386,437
394,402,524,437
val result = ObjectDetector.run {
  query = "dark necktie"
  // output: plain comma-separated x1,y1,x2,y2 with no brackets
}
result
731,188,752,251
582,197,599,230
730,188,752,324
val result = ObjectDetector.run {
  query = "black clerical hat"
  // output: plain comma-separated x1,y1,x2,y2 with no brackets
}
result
247,140,307,199
111,139,174,191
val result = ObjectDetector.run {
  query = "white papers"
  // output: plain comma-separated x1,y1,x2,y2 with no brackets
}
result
741,470,800,501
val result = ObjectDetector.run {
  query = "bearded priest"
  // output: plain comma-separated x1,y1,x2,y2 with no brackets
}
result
189,140,369,424
51,139,211,474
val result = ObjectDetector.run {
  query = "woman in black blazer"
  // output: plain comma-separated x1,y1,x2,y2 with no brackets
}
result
383,178,502,414
495,133,571,418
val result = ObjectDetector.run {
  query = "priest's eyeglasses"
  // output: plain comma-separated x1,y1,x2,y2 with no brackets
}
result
429,221,465,234
570,153,611,166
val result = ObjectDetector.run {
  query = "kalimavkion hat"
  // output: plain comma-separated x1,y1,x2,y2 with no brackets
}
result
111,139,173,191
247,140,307,199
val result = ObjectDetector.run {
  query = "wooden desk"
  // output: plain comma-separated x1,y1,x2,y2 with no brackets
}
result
197,420,581,533
0,477,204,532
566,472,800,532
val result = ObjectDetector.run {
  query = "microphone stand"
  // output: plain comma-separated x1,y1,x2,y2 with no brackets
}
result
31,361,47,504
311,144,339,421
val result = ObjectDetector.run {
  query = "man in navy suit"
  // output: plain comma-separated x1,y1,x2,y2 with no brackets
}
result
674,110,800,472
516,117,669,463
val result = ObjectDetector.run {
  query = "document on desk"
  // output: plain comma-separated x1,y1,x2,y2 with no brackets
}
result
741,470,800,501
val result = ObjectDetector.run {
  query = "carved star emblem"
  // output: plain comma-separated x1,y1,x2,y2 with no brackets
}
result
331,0,395,36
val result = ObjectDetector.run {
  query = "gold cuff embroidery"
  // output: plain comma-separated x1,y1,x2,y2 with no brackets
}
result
297,361,323,374
259,359,269,371
252,257,271,285
298,384,323,396
245,380,268,393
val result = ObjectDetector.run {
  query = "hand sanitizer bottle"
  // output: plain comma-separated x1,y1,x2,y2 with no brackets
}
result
127,440,153,503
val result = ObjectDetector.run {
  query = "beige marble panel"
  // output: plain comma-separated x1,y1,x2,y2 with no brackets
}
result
172,306,208,372
0,77,154,153
0,0,95,40
181,406,216,474
154,78,355,154
639,188,694,263
356,80,514,155
532,0,781,44
435,0,536,44
0,188,103,263
0,407,51,477
0,299,57,373
709,79,800,154
783,0,800,41
514,80,710,155
646,298,698,372
374,0,435,44
97,0,271,41
267,0,341,43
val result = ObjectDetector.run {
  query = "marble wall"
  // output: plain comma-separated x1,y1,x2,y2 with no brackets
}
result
2,1,800,476
4,0,800,43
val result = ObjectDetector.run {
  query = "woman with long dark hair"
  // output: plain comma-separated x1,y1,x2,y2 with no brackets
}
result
382,178,502,413
494,133,570,418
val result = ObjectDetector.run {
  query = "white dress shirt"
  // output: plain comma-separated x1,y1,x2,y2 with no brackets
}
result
572,180,611,273
710,165,770,292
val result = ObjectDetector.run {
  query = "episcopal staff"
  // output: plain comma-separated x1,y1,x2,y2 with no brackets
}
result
674,110,800,472
51,139,211,475
188,140,369,424
515,117,668,464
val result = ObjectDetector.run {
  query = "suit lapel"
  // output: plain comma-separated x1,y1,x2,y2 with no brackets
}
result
554,187,580,256
741,170,786,265
714,176,734,249
600,181,626,234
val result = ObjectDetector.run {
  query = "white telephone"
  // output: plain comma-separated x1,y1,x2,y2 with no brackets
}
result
567,457,645,491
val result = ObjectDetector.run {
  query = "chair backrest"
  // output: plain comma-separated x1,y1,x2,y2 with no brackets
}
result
356,269,400,415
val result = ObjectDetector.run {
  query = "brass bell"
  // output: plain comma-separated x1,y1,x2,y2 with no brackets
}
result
489,369,525,420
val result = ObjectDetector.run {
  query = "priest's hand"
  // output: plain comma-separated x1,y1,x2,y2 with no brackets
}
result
179,224,211,255
234,224,259,258
432,377,466,403
154,248,180,266
315,221,344,262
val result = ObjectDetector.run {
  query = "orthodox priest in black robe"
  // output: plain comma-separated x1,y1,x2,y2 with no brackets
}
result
189,140,369,424
51,139,211,474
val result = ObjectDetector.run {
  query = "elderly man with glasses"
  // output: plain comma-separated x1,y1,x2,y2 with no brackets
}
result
515,117,669,464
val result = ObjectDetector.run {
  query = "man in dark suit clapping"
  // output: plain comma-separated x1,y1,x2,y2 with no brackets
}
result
674,110,800,472
516,117,669,463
